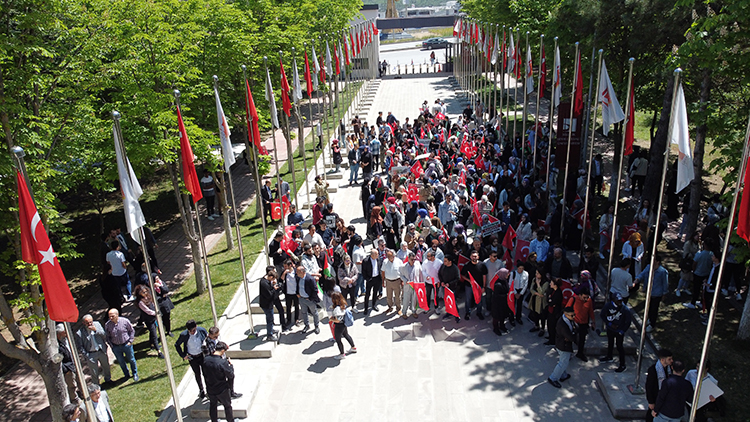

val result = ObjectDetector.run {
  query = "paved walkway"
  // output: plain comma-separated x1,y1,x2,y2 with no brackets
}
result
0,94,330,422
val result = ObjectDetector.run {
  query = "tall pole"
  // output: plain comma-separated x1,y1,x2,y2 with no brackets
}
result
521,31,530,171
606,58,635,294
582,44,596,160
503,26,509,135
546,37,559,210
630,68,682,393
174,90,219,327
241,65,271,265
493,24,499,123
688,114,750,421
304,43,320,183
291,47,312,212
533,34,544,176
560,42,580,240
213,77,256,335
318,38,329,183
580,50,603,255
280,51,299,210
512,28,520,151
263,57,286,234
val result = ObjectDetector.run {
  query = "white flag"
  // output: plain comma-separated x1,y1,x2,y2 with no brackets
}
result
292,57,303,103
552,45,562,107
671,82,694,193
312,45,321,74
482,28,489,55
525,44,534,94
507,32,516,74
213,87,235,172
597,59,625,135
113,126,146,242
325,41,333,76
338,41,346,78
491,32,499,65
265,67,280,129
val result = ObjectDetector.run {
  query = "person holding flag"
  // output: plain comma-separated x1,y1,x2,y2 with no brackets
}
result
400,251,423,319
491,268,511,336
439,255,461,323
460,251,488,320
509,261,529,326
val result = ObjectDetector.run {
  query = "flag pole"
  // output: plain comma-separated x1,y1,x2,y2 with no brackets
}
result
493,24,499,123
521,31,530,172
546,37,558,211
318,37,329,184
174,90,219,328
533,34,544,176
688,114,750,421
629,68,682,394
291,47,312,213
241,65,271,266
606,58,634,294
502,26,509,136
560,42,580,240
212,77,257,336
304,43,320,183
580,50,603,255
263,57,286,234
512,28,520,153
280,51,299,210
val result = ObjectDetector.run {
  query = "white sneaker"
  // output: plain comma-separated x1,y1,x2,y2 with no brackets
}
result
645,325,654,333
721,289,729,297
207,215,214,221
675,290,681,297
683,302,696,309
736,293,743,301
599,253,605,260
347,347,357,354
212,213,220,218
334,354,346,360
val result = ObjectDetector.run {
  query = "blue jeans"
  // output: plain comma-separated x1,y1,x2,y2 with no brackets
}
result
111,343,137,378
654,414,681,422
355,274,364,297
349,163,360,183
263,306,275,337
464,284,484,315
549,350,572,382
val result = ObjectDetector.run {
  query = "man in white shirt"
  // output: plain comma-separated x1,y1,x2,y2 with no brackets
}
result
352,241,366,297
88,383,114,422
380,249,404,314
610,258,634,304
400,252,422,319
303,225,325,250
510,262,529,325
200,170,219,220
106,241,132,300
422,250,443,313
300,245,321,279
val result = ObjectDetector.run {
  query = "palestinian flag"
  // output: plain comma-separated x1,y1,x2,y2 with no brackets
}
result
322,254,333,278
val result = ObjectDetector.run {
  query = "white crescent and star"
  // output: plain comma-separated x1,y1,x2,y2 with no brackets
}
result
38,245,56,266
30,212,41,242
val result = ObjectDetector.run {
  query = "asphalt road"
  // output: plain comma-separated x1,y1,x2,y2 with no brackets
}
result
379,42,452,67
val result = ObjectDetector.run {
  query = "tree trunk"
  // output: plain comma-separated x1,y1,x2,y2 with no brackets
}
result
685,70,711,237
165,160,206,294
642,75,675,205
296,107,305,158
213,171,234,250
649,109,658,142
739,289,750,339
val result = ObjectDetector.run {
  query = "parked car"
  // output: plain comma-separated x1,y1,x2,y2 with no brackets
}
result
422,38,449,49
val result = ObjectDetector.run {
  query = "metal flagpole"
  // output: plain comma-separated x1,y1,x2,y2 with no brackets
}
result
280,51,299,210
493,24,499,123
318,37,329,183
533,34,544,176
606,58,634,294
512,28,520,151
560,42,580,240
304,43,320,183
291,47,312,212
688,114,750,421
580,50,603,255
546,37,558,210
10,147,98,422
241,65,271,266
521,31,530,172
629,68,682,394
213,77,256,336
263,57,286,234
502,26,508,136
504,28,511,136
174,90,219,327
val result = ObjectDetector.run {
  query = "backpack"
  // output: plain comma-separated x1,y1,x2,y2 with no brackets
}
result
344,308,354,327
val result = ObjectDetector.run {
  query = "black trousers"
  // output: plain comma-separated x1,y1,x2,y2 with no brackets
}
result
647,296,662,327
365,276,381,312
372,154,380,171
342,286,356,309
426,283,440,309
188,354,205,393
205,195,216,216
208,388,234,422
285,294,299,326
547,313,560,344
333,322,354,354
576,323,589,355
692,275,706,305
606,330,625,365
272,298,286,328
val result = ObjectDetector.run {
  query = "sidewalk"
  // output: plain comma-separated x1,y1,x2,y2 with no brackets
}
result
0,95,327,422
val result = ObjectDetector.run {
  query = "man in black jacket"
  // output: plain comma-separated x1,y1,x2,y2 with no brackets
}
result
202,341,235,422
260,179,275,224
653,360,693,422
547,306,576,388
545,248,573,282
175,320,208,398
259,266,286,341
361,249,383,315
296,265,321,334
645,349,673,422
439,255,461,323
599,293,632,373
56,324,78,400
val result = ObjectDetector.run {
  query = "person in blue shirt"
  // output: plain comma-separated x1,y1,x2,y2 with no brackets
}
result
287,204,304,226
636,254,669,332
370,137,381,172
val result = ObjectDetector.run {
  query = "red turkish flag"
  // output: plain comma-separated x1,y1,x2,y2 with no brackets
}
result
407,184,420,202
738,156,750,242
573,52,584,116
279,58,292,117
444,287,459,317
486,272,499,291
16,171,78,322
245,79,262,150
514,239,531,264
410,282,429,310
280,224,297,255
621,222,639,243
540,43,547,95
457,254,470,271
372,21,379,35
502,225,517,250
470,198,481,226
303,51,314,96
177,105,203,203
469,273,482,304
411,161,424,178
271,200,283,221
560,278,575,303
507,277,516,315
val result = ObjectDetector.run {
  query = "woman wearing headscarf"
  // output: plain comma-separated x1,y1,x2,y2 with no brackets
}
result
368,206,383,240
622,232,645,278
516,213,533,241
491,268,511,335
405,200,419,226
416,208,432,237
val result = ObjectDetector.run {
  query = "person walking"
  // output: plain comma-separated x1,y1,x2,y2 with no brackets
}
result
202,341,235,422
174,320,208,398
296,265,321,334
645,349,674,422
543,278,564,346
566,286,596,362
281,260,299,331
75,314,111,385
200,169,219,220
635,254,669,332
104,308,138,382
599,293,632,372
330,292,356,360
652,360,693,422
547,306,577,388
528,270,549,337
259,266,286,341
133,284,163,358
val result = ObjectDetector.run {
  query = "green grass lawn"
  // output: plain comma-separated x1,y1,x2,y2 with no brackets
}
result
104,89,356,422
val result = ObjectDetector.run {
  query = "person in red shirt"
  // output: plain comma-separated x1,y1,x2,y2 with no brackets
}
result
566,286,596,362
